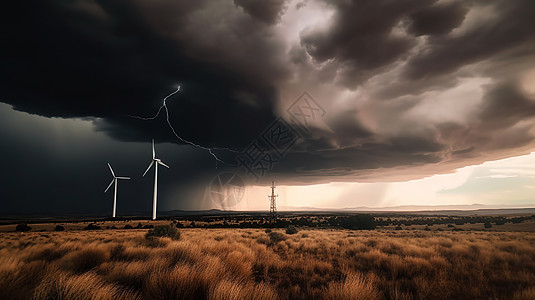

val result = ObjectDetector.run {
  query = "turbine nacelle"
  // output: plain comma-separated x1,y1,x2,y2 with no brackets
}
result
104,163,130,193
143,140,170,177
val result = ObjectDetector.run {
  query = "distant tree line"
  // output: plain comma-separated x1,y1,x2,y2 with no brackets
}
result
166,214,377,230
13,214,533,232
374,215,534,227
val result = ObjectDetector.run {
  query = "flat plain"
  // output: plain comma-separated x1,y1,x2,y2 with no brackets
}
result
1,216,534,300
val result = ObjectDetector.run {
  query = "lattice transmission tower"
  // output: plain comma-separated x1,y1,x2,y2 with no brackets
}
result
268,181,278,221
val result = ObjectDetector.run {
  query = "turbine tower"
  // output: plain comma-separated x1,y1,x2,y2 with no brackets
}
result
143,139,170,220
268,181,278,221
104,163,130,218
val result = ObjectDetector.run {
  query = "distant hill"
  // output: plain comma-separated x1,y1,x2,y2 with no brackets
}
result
1,205,534,223
277,204,535,215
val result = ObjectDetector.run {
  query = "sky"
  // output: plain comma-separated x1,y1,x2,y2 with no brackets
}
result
1,0,535,215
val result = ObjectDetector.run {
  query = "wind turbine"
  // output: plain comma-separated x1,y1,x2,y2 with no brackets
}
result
104,163,130,218
143,139,170,220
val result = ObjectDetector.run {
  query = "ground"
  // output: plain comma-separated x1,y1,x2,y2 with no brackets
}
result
0,216,534,299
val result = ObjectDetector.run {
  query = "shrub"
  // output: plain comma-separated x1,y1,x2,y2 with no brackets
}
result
146,224,181,240
54,225,65,231
83,224,101,230
338,215,376,230
15,224,32,232
286,225,298,235
124,224,133,229
268,232,286,244
484,222,492,228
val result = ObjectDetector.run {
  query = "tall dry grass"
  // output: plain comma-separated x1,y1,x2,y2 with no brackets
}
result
0,228,534,299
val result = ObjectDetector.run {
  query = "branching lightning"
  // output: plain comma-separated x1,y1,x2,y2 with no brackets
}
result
129,85,238,167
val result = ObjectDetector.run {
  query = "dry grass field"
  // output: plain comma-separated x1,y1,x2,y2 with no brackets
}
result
1,226,535,300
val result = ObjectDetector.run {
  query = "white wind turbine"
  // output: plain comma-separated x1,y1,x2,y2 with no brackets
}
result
104,163,130,218
143,139,170,220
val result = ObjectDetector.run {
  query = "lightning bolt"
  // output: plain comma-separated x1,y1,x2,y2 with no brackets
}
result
129,85,238,167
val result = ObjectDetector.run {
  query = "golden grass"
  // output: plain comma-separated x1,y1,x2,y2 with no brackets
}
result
0,229,534,299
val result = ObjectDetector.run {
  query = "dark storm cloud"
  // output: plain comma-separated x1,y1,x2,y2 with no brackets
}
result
478,82,535,131
0,0,284,149
323,109,372,147
408,1,470,36
268,136,444,184
300,0,434,88
234,0,289,24
404,0,535,80
438,82,535,159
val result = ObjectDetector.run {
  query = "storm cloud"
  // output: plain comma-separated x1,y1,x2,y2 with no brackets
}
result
1,0,535,205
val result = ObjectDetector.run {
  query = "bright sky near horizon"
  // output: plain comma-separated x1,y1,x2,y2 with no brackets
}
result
241,152,535,211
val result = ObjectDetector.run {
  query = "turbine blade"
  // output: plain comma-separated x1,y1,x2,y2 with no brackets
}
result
152,139,155,159
107,163,115,177
143,161,154,177
104,179,115,193
158,161,170,169
117,177,130,180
